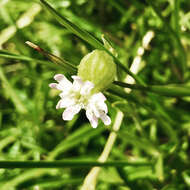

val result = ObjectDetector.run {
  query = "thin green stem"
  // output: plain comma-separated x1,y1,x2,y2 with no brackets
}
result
108,87,178,143
0,66,28,114
0,160,152,168
146,0,186,73
81,111,124,190
39,0,145,85
174,0,180,35
113,81,190,97
25,41,77,73
0,50,77,73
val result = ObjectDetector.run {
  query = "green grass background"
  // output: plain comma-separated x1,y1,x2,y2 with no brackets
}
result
0,0,190,189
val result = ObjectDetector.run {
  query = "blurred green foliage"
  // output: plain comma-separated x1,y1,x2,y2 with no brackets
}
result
0,0,190,189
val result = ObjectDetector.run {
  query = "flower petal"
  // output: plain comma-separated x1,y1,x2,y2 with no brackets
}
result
59,90,72,98
50,73,110,128
54,74,65,82
72,75,83,92
49,82,69,91
90,104,101,118
86,109,98,128
100,113,111,126
49,83,58,89
56,98,76,109
62,104,81,121
91,92,106,103
97,102,108,113
54,74,72,90
80,81,94,95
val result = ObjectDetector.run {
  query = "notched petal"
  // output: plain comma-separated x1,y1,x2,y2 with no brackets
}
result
80,81,94,95
50,73,110,128
49,83,58,89
54,74,65,82
97,102,108,113
54,74,72,89
91,92,106,102
62,105,81,121
86,110,98,128
100,113,111,126
72,76,84,92
56,98,75,109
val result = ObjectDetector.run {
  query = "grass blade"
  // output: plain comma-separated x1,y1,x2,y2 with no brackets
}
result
25,41,77,73
0,66,28,114
0,160,152,168
39,0,145,85
0,50,75,73
114,81,190,97
146,0,187,74
39,0,103,50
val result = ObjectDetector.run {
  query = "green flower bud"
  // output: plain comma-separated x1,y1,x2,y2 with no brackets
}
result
78,50,116,92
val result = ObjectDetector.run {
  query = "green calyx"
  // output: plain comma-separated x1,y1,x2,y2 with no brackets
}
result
78,50,117,92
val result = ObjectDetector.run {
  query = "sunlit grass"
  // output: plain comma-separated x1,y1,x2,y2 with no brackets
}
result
0,0,190,189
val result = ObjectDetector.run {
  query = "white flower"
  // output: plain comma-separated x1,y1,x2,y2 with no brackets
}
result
49,74,111,128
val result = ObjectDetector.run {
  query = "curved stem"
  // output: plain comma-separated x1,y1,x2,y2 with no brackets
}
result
80,111,124,190
113,81,190,97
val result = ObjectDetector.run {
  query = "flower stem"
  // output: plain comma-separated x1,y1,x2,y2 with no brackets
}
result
113,81,190,97
80,111,124,190
80,30,155,190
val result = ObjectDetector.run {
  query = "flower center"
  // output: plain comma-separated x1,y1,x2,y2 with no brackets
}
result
73,91,90,109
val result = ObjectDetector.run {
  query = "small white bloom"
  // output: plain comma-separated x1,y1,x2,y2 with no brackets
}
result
49,74,111,128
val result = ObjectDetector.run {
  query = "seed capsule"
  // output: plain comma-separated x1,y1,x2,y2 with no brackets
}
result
78,50,116,92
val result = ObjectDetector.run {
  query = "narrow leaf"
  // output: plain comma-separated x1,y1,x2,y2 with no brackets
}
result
39,0,144,85
0,50,74,73
114,81,190,97
25,41,77,73
0,160,152,168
